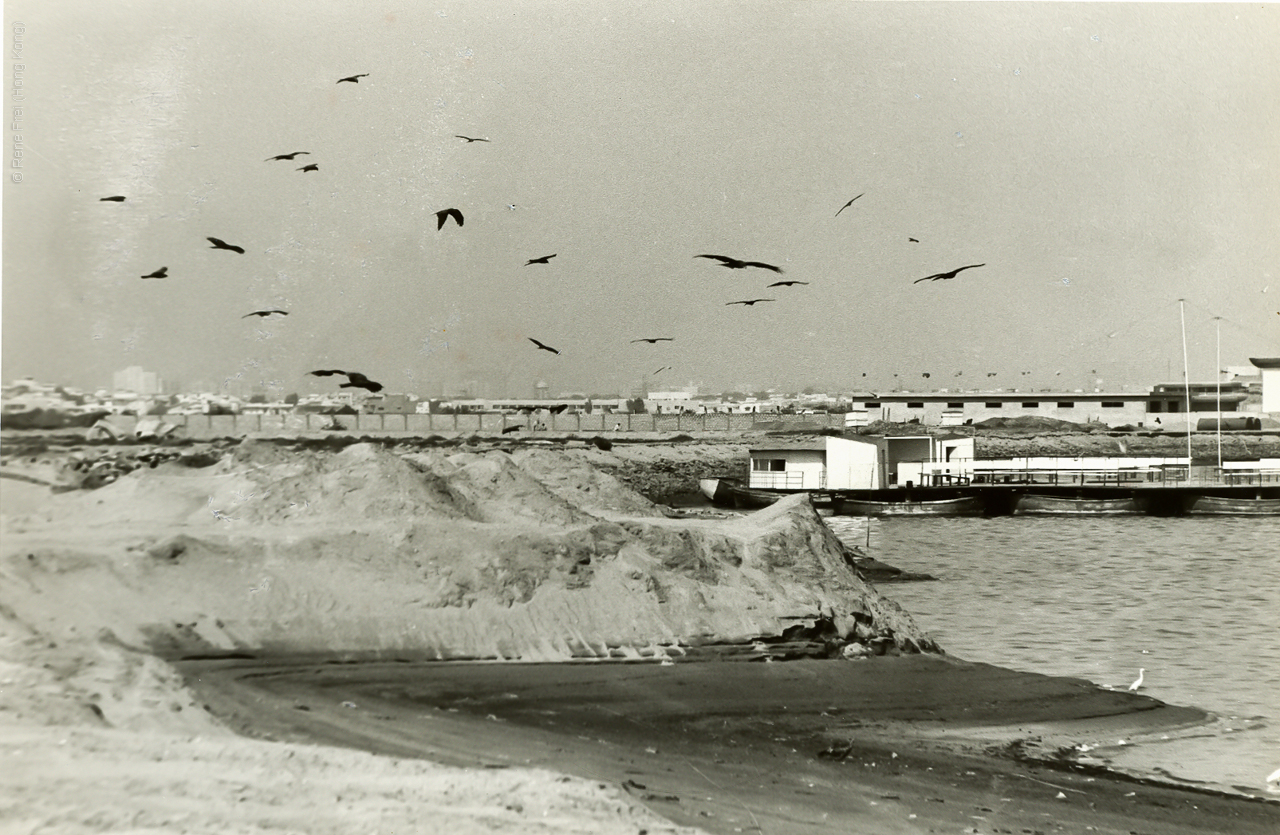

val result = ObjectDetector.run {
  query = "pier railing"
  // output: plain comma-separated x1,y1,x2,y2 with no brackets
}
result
968,464,1280,488
896,456,1280,488
749,471,823,490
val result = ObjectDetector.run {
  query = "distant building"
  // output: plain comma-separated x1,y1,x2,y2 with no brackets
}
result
747,435,975,490
850,390,1151,427
362,393,418,414
113,366,162,396
1148,382,1248,414
1250,358,1280,413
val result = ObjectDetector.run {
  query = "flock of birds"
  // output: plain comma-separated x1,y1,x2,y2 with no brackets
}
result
102,71,994,398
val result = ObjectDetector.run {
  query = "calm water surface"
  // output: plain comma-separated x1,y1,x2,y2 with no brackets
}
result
824,514,1280,794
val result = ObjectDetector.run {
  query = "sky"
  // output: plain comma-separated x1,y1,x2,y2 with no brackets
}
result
2,1,1278,399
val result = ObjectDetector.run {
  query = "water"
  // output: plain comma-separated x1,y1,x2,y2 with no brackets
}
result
823,513,1280,794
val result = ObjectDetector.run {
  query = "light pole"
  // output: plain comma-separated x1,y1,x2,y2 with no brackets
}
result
1214,316,1222,471
1178,299,1192,471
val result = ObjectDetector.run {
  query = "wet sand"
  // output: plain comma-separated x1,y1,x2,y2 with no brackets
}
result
181,654,1280,835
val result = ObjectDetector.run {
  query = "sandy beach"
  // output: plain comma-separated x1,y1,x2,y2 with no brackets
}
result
3,432,1278,834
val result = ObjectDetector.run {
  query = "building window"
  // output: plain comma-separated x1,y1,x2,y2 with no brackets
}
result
984,402,1002,409
1057,402,1075,408
1101,401,1125,408
1021,402,1039,408
752,458,786,472
907,402,924,408
947,402,964,409
865,402,880,408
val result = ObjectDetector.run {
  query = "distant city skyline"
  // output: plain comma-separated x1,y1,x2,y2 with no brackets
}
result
7,360,1264,403
4,2,1279,399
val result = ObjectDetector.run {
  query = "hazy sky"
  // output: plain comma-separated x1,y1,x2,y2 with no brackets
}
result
3,1,1278,398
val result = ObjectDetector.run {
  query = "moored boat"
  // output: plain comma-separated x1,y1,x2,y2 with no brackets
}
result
697,478,830,510
1013,494,1140,516
1182,495,1280,516
698,478,785,509
836,495,984,517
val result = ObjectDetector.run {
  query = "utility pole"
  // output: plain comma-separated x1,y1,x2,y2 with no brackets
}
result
1214,316,1222,471
1178,299,1192,471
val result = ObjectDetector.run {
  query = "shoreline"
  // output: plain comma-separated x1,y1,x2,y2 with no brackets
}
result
4,436,1278,834
178,653,1280,835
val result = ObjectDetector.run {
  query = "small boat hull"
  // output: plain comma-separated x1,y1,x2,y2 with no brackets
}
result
1014,494,1140,516
698,478,816,509
1183,495,1280,516
836,495,984,517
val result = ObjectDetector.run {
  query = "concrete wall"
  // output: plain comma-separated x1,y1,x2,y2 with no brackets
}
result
1263,367,1280,413
59,407,1271,440
824,438,879,490
146,411,849,438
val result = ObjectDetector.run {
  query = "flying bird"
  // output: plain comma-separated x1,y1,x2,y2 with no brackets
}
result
207,237,245,254
297,163,319,172
265,151,310,161
338,372,383,393
99,195,126,202
631,337,674,344
768,280,809,288
435,208,464,230
987,372,997,378
455,135,490,143
695,254,783,273
726,299,775,306
913,263,986,284
308,369,384,393
242,309,289,319
653,366,671,375
528,337,560,355
140,267,168,279
908,237,920,243
336,73,369,84
834,193,864,217
525,254,556,265
922,373,931,379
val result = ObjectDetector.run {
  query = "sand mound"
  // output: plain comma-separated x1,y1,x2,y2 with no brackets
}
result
2,443,936,665
413,449,598,526
506,446,663,517
973,415,1094,433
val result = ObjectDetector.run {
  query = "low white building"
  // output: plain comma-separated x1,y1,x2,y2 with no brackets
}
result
748,434,977,490
748,437,880,490
882,435,975,487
